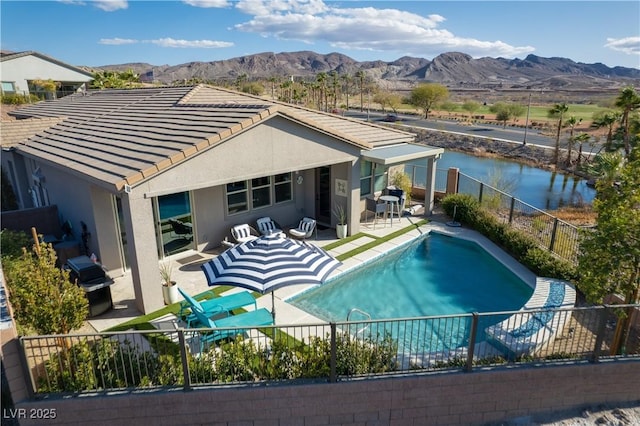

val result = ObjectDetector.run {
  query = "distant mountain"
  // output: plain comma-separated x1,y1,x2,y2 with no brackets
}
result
86,51,640,90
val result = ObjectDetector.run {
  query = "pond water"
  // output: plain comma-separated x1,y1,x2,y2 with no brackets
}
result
408,151,596,210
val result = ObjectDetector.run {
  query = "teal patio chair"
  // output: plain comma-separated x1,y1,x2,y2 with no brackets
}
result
188,303,274,350
178,288,257,327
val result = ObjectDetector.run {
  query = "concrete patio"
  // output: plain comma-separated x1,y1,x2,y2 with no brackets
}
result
86,212,440,332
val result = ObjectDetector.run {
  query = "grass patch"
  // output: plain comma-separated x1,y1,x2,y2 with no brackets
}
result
336,219,428,261
321,233,369,251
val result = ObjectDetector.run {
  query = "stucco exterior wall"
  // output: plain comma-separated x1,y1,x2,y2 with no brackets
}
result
1,55,91,96
12,361,640,426
136,115,359,198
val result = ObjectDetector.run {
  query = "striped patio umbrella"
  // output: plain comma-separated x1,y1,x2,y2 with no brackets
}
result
201,233,341,321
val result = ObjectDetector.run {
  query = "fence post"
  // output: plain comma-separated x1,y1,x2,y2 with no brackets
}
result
549,218,559,253
177,329,192,391
478,183,484,204
330,322,337,383
446,167,459,195
465,313,479,372
590,306,609,363
508,197,516,225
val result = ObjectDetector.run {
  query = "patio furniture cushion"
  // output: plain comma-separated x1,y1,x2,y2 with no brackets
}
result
256,217,283,235
289,217,316,240
231,224,259,244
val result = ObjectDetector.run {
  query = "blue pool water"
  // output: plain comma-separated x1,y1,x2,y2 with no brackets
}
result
289,233,534,352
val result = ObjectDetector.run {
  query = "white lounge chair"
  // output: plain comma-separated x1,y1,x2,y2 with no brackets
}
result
256,217,283,236
289,217,317,240
231,224,259,244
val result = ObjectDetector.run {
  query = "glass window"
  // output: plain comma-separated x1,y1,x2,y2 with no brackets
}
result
227,181,248,214
251,176,271,209
1,82,15,93
226,174,294,215
360,161,373,196
274,173,292,203
374,164,388,192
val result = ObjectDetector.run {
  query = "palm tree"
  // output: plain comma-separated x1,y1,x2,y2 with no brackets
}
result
329,71,340,110
548,103,569,166
564,116,582,167
356,70,365,112
316,72,327,111
585,151,626,187
614,86,640,156
341,73,353,110
574,132,591,167
591,110,621,152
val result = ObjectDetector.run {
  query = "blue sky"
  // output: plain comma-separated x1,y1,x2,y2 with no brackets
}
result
2,1,639,69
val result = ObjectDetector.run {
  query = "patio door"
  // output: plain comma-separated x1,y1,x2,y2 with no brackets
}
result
155,192,194,257
315,166,331,225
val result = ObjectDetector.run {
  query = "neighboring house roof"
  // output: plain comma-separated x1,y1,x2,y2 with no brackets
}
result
0,50,94,79
0,117,66,148
8,85,416,192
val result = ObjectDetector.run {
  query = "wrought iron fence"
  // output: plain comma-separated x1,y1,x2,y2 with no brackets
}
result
408,166,583,264
456,172,583,263
20,304,639,396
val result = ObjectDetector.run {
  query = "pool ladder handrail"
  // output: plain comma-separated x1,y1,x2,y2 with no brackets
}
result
346,308,372,337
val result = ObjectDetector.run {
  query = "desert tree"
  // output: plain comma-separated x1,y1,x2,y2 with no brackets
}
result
548,103,569,166
577,148,639,355
409,83,449,119
3,240,89,335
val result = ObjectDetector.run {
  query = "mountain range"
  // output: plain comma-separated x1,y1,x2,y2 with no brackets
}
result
91,51,640,91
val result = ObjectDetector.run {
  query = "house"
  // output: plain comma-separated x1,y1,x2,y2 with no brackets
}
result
5,85,443,314
0,51,94,98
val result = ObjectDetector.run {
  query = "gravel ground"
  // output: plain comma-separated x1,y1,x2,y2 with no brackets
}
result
491,402,640,425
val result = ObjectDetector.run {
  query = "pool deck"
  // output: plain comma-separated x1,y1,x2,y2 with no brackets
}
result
87,211,541,333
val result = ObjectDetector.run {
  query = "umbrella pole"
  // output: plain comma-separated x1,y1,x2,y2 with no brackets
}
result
271,292,276,322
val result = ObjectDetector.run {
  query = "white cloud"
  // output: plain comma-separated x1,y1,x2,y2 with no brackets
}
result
99,37,138,45
149,38,234,48
237,0,328,16
605,37,640,56
93,0,128,12
233,0,534,58
182,0,231,8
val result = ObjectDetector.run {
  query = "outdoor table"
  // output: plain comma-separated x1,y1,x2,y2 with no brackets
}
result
379,195,400,226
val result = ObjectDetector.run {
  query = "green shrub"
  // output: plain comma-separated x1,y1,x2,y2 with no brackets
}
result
521,248,577,281
441,194,480,225
441,194,576,280
0,229,30,260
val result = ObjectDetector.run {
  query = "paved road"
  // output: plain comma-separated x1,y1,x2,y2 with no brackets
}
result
343,110,555,148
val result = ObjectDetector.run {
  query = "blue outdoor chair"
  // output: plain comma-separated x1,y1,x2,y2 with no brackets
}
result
178,288,257,327
187,303,274,349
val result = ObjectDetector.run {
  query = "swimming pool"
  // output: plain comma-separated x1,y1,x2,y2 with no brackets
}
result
289,232,534,352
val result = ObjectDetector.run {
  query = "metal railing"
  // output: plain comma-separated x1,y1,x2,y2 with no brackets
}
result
456,172,583,263
405,166,583,263
20,304,639,396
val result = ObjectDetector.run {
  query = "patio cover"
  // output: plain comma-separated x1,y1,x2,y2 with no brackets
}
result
360,143,444,166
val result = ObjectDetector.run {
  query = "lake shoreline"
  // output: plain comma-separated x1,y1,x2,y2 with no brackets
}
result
413,127,593,178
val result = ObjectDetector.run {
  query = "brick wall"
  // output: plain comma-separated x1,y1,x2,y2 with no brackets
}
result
12,360,640,426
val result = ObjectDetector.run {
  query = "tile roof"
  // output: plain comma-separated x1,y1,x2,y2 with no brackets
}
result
8,85,416,191
0,117,66,147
